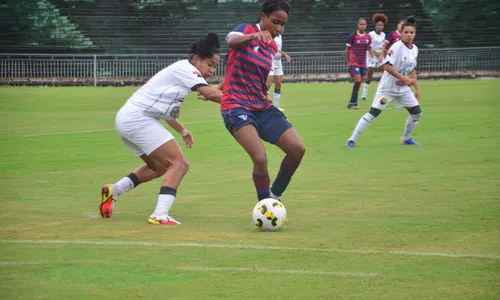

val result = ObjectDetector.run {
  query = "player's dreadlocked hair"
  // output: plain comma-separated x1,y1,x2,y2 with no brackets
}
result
189,32,220,59
372,13,388,25
261,0,290,16
402,16,417,30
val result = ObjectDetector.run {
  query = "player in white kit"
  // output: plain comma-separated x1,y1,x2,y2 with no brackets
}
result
100,33,223,225
361,13,388,101
266,33,291,111
346,17,422,148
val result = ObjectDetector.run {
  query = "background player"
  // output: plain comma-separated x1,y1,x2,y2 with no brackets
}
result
346,18,371,109
221,0,306,202
381,19,405,56
100,33,223,225
266,31,292,111
361,13,388,101
346,16,421,148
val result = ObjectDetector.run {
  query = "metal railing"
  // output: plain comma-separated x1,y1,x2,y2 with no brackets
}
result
1,47,499,85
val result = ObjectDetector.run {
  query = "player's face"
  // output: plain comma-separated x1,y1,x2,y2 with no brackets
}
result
193,54,220,79
261,10,288,38
358,20,367,33
375,21,384,33
401,25,416,44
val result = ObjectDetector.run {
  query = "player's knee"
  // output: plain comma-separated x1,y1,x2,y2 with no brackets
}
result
290,142,306,162
369,107,382,118
172,158,190,175
251,153,268,169
155,165,167,178
407,105,422,115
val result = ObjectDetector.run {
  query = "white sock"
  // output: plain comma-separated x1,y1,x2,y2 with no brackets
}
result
152,194,175,217
274,92,281,107
113,177,135,199
349,113,376,142
362,83,370,99
402,113,422,140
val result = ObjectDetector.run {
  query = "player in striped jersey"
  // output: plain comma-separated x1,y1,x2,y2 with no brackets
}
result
361,13,388,101
100,33,223,225
221,0,305,202
381,19,405,56
346,18,372,109
346,17,422,148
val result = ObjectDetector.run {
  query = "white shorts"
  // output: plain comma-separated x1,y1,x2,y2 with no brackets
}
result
115,104,174,156
366,58,381,69
269,59,283,76
371,91,419,110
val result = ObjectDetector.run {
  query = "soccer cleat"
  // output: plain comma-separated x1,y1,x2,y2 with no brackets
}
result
401,138,420,145
270,190,281,202
362,97,366,101
148,215,182,225
345,140,355,148
100,184,116,218
347,104,360,110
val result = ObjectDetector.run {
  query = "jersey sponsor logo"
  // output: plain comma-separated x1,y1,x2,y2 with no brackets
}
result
253,46,260,52
238,114,248,121
379,97,387,105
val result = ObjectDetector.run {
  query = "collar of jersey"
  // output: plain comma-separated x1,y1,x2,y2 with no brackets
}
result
357,31,367,36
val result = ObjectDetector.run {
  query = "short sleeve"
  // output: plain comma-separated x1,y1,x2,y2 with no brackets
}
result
226,23,248,41
346,33,355,47
172,64,209,91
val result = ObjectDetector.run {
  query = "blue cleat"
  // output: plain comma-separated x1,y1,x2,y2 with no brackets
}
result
401,138,420,145
346,140,355,148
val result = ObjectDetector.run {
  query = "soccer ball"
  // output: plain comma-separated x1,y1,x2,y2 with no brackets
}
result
252,198,287,231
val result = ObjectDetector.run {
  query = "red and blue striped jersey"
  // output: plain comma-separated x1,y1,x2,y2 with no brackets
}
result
346,31,371,67
221,24,278,111
385,30,402,49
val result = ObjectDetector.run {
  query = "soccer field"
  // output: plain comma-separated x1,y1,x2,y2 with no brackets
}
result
1,80,499,299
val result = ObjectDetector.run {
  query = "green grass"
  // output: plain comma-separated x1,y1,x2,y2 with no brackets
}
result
0,80,499,299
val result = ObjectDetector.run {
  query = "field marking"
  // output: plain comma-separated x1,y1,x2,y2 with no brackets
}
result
179,266,380,277
1,239,498,260
16,107,386,138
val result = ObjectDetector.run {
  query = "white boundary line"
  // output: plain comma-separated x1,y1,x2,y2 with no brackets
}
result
179,266,380,277
16,107,389,138
0,261,40,265
1,239,498,260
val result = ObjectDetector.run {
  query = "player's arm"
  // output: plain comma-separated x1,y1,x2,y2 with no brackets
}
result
196,85,223,103
166,119,194,148
383,63,415,86
345,33,354,66
226,24,273,48
345,47,350,65
410,69,420,100
280,50,291,62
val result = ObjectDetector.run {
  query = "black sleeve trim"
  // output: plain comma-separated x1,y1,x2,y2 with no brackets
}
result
384,62,393,66
191,83,209,91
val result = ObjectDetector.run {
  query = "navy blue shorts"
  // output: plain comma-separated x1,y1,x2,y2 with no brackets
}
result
349,66,366,78
221,106,293,144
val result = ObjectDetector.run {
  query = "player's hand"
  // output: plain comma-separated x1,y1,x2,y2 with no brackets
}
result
181,128,194,148
252,31,273,43
197,92,209,101
401,77,416,87
378,53,384,63
284,54,292,63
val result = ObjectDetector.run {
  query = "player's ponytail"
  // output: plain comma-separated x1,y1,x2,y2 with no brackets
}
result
402,16,417,30
189,32,220,59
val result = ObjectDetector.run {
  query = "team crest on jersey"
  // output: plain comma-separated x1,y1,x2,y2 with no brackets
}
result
253,46,260,52
388,49,393,56
379,97,387,105
238,115,248,121
193,70,203,78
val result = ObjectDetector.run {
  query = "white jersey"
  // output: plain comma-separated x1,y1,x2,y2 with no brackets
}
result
126,60,208,120
273,35,283,59
377,41,418,95
367,31,386,59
